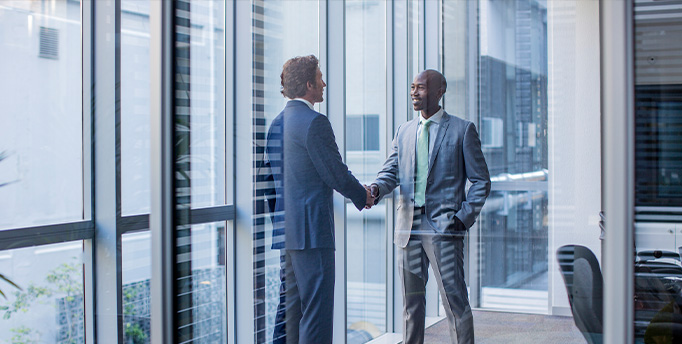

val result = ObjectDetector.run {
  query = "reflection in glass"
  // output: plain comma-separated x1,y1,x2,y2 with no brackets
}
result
345,1,388,342
122,231,152,343
633,0,682,341
0,0,83,229
123,224,226,343
184,0,226,209
0,242,84,343
479,188,548,311
473,0,548,311
175,221,228,343
252,1,320,342
121,0,152,216
173,1,227,342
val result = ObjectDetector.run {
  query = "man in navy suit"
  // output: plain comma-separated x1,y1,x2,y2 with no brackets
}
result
266,55,374,344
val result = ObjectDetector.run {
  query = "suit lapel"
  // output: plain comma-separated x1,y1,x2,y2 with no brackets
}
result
428,113,450,176
403,118,418,179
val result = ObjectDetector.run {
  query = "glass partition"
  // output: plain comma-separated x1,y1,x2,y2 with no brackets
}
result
345,1,388,343
0,0,83,230
251,1,321,342
173,1,228,342
633,0,682,341
476,0,549,311
0,242,84,344
121,0,152,216
442,0,602,342
122,230,152,343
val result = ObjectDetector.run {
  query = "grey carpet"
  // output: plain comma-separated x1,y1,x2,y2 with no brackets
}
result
422,310,586,344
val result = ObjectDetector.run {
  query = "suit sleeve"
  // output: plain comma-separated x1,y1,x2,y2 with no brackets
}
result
456,121,491,228
261,159,277,214
306,115,368,211
372,124,401,201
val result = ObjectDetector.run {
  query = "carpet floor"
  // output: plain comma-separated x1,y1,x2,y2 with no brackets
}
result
422,310,586,344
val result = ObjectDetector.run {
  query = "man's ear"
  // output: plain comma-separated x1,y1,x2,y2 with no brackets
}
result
307,81,313,90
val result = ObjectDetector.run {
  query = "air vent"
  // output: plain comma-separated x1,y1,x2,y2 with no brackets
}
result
39,27,59,59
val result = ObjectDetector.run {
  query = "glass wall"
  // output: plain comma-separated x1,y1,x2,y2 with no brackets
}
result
476,0,549,312
443,0,602,331
173,1,228,342
633,0,682,341
122,231,152,344
121,0,152,216
0,0,83,230
251,1,321,342
0,0,656,342
0,2,88,343
345,1,388,343
0,242,84,344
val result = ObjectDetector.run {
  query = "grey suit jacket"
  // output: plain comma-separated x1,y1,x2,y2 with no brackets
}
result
265,100,367,250
373,111,491,248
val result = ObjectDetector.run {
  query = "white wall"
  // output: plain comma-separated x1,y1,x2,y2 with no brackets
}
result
547,0,603,315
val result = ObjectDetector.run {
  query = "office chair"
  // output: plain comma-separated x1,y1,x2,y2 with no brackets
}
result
557,245,603,344
634,250,682,342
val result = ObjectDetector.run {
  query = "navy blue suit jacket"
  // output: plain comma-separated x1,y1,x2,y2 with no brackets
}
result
266,100,367,250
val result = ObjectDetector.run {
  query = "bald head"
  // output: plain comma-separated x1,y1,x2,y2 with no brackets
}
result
420,69,447,94
411,69,447,118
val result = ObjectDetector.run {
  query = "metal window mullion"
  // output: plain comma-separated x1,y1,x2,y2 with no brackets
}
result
391,0,409,330
150,0,175,342
118,205,236,234
0,221,94,251
418,0,425,72
226,1,236,342
233,0,254,343
385,0,396,334
92,0,123,342
326,1,346,343
465,0,481,310
422,0,440,318
82,0,95,342
600,0,635,343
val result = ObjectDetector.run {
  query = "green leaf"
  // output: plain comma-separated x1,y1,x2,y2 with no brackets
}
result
0,273,23,291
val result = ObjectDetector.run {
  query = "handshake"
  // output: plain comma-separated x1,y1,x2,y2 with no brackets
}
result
363,184,380,209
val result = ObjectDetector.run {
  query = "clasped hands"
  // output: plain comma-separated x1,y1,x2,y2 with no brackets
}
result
363,184,380,209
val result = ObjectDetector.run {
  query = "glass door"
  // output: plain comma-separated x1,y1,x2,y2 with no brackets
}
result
632,0,682,342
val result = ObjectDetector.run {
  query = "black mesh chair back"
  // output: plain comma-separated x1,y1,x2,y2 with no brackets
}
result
557,244,603,344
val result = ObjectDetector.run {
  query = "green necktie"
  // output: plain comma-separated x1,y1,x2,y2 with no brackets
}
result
415,118,432,207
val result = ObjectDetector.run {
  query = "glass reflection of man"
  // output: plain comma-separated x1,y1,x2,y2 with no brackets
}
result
266,55,374,344
369,70,491,344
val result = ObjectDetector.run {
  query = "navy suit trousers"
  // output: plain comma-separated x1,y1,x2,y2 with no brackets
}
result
273,248,335,344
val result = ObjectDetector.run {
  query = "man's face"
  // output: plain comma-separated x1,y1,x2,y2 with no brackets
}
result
309,68,326,103
410,72,441,113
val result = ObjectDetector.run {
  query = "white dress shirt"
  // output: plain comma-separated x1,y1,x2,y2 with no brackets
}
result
291,98,314,110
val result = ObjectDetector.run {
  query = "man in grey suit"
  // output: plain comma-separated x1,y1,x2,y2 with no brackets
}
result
370,70,491,344
266,55,374,344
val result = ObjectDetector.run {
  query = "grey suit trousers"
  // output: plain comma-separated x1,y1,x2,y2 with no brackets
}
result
399,211,474,344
